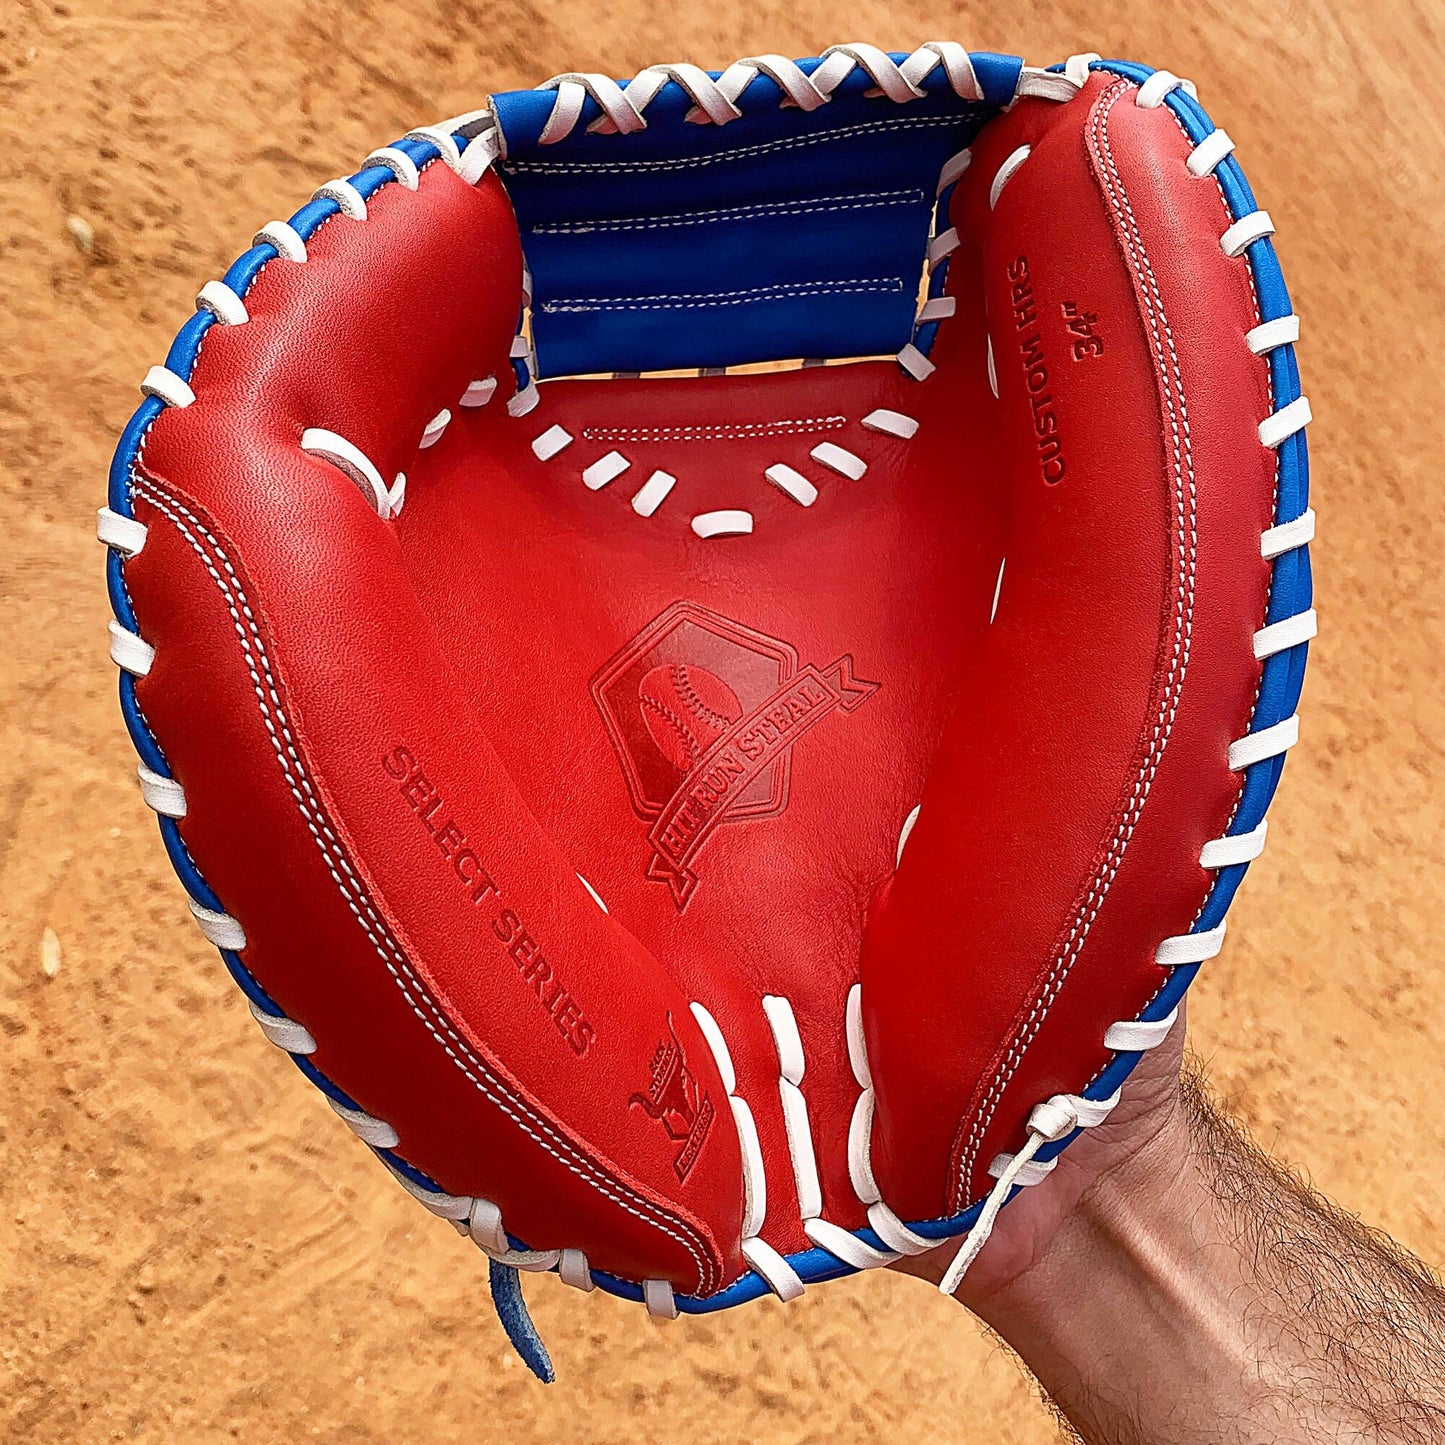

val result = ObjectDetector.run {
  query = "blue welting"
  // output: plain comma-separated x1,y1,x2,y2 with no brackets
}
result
119,673,168,775
1257,646,1301,722
588,1242,865,1313
380,1149,447,1196
291,1053,363,1111
1196,859,1253,923
349,165,394,201
286,197,341,241
158,817,226,912
223,245,277,297
674,1275,766,1312
971,52,1027,106
396,136,441,168
1095,59,1151,88
106,548,137,632
109,396,165,513
493,53,1011,375
489,1262,555,1382
220,948,287,1016
164,310,215,379
1247,245,1292,327
1212,159,1259,220
589,1271,645,1304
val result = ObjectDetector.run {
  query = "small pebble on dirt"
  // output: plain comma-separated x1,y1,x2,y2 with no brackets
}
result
40,927,61,978
66,214,95,253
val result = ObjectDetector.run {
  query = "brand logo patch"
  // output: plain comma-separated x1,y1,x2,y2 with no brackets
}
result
630,1013,716,1182
591,601,879,908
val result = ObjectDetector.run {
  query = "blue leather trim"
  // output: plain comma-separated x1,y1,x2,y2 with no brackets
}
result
119,672,168,776
492,54,1021,375
489,1262,555,1383
220,947,285,1016
105,547,136,632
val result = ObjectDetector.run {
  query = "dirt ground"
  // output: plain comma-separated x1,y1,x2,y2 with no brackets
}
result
2,0,1443,1440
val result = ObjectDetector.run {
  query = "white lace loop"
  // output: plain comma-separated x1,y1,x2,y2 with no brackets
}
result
900,42,982,100
814,44,926,102
362,146,419,190
1015,67,1084,102
532,43,1082,145
647,63,745,127
539,74,644,143
715,54,827,111
937,1089,1120,1296
589,65,742,135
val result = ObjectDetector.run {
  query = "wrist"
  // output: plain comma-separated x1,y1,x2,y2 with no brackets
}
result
955,1084,1267,1442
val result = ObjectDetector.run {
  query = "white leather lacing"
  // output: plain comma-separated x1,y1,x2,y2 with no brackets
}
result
689,1001,804,1301
100,58,1314,1319
896,49,1109,380
764,464,817,507
533,44,1083,147
861,68,1314,1295
300,427,407,520
420,409,451,450
138,762,185,818
518,401,917,532
763,993,898,1274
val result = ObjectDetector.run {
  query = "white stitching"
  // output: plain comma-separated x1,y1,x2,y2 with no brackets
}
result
531,189,926,234
582,416,845,444
133,479,719,1294
505,115,964,175
541,278,905,314
956,79,1198,1203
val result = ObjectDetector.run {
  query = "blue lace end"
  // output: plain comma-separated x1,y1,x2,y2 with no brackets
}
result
488,1261,555,1383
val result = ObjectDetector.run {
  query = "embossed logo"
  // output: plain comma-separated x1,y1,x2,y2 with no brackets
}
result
591,601,879,908
630,1013,716,1182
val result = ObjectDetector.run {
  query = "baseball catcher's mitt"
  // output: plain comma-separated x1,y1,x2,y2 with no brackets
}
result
102,45,1313,1379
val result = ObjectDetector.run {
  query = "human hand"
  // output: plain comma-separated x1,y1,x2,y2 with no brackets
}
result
891,1008,1445,1444
891,1008,1187,1307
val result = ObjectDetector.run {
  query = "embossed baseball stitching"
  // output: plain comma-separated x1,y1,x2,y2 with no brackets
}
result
638,693,705,762
671,666,737,736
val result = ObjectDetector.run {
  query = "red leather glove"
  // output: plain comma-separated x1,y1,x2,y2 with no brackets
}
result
100,44,1313,1380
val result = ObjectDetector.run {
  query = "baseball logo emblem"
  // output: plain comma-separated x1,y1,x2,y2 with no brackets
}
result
591,602,880,909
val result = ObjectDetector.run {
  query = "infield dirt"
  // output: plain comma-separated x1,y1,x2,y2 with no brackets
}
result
2,1,1443,1440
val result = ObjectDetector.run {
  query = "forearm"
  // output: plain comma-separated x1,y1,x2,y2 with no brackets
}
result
939,1076,1445,1443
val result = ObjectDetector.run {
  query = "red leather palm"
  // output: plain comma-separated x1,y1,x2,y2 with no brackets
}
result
125,73,1275,1296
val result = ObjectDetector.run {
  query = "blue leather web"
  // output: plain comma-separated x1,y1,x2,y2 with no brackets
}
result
491,54,1025,376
